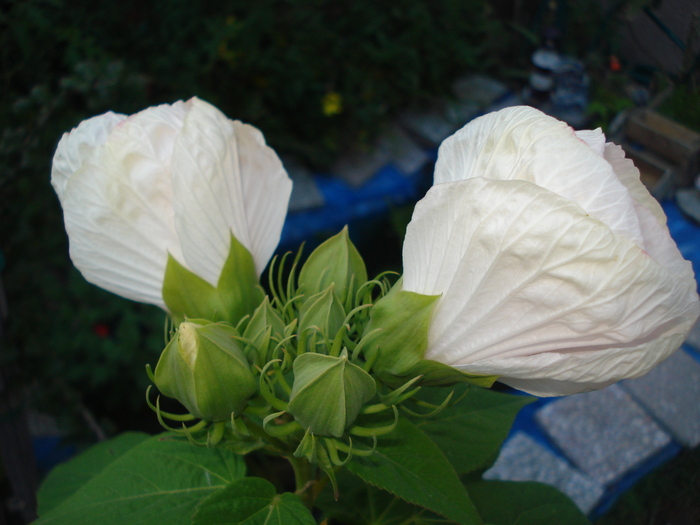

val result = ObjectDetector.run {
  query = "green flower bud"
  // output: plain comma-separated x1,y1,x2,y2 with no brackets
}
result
288,350,376,437
154,320,257,421
243,296,286,364
298,285,346,342
298,226,367,306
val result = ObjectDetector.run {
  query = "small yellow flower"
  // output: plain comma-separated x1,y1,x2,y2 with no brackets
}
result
322,91,343,116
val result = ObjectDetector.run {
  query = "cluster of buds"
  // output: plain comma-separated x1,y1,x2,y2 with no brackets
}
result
147,228,481,491
52,99,699,495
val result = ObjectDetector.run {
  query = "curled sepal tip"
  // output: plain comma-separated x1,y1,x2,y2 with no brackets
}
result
349,405,399,437
262,411,303,437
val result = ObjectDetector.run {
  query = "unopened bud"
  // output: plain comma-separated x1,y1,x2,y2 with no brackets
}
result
298,227,367,305
288,350,376,437
298,285,346,343
154,320,257,421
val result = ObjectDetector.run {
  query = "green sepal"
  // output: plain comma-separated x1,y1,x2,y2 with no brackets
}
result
162,233,263,325
364,281,497,388
298,285,346,344
298,226,368,305
154,320,257,421
403,360,498,388
362,280,439,377
288,350,376,437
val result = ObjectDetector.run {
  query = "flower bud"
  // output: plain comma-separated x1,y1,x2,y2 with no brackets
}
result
298,285,346,343
243,296,286,364
288,350,376,437
154,320,257,421
298,227,367,305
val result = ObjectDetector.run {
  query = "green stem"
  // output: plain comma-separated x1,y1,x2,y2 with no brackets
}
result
288,455,316,509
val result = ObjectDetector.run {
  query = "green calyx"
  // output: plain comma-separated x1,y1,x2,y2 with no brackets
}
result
154,320,257,422
363,279,440,378
162,232,264,325
288,349,376,437
242,296,286,365
363,280,498,388
298,226,367,306
298,285,346,347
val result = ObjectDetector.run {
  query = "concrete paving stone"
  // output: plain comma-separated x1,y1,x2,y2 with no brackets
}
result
330,147,391,188
452,74,509,107
483,431,605,514
283,158,325,212
535,384,672,485
621,349,700,448
377,125,431,176
398,107,458,147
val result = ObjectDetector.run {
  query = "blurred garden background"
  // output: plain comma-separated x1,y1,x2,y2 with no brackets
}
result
1,0,699,523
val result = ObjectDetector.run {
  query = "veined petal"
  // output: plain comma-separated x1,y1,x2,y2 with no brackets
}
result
458,330,688,396
51,112,126,199
402,178,699,396
171,98,292,285
434,106,646,249
599,143,694,283
574,128,605,157
53,104,189,308
604,143,667,225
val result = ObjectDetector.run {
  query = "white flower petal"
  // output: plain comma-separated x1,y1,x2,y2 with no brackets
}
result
51,112,126,199
403,178,699,396
434,106,646,249
604,143,667,225
600,144,694,282
574,128,605,157
458,330,687,396
54,104,191,308
171,98,292,284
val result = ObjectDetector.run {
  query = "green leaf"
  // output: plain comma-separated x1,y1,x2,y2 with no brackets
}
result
192,477,315,525
415,386,533,475
346,418,481,525
34,433,246,525
316,470,454,525
162,233,263,325
467,481,591,525
37,432,149,515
